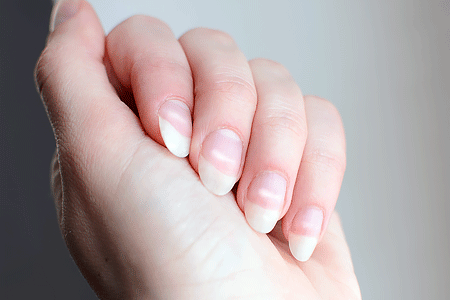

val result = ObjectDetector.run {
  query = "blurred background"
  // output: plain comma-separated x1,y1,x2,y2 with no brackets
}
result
1,0,449,298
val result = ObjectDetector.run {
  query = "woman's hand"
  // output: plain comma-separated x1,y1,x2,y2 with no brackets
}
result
35,1,360,299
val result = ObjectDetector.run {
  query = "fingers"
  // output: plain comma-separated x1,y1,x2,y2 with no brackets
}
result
283,96,346,262
229,56,345,262
106,16,193,158
179,29,257,195
236,58,307,233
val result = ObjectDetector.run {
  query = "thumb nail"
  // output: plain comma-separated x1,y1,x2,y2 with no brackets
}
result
50,0,81,32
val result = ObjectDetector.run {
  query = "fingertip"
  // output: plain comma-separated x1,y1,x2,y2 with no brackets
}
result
198,129,242,195
289,234,318,262
244,201,280,233
158,100,192,158
243,171,286,233
287,206,324,262
198,155,237,196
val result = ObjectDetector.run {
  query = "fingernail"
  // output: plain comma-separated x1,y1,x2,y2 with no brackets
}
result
50,0,81,32
289,207,323,262
245,172,286,233
198,128,242,196
158,100,192,158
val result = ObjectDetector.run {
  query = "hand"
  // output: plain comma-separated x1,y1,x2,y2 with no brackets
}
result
36,1,361,299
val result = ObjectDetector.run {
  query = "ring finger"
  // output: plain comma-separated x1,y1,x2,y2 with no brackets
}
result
179,29,257,196
236,58,307,233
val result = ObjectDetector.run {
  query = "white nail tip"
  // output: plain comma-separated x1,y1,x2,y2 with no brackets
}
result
289,234,318,262
159,116,190,158
198,155,236,196
245,202,279,233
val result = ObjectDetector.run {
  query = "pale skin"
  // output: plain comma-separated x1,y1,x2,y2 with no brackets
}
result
35,0,361,299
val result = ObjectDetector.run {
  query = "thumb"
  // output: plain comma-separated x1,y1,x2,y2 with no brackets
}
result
35,0,145,191
34,2,160,297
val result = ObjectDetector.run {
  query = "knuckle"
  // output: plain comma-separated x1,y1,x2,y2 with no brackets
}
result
305,95,341,118
303,148,347,174
251,58,292,79
260,108,307,139
133,55,190,78
110,16,173,52
304,95,345,139
122,15,171,34
198,69,256,107
250,58,302,100
204,29,236,47
213,73,257,100
124,14,151,26
183,28,236,48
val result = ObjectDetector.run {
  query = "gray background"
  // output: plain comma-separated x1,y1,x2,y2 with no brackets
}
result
1,0,449,299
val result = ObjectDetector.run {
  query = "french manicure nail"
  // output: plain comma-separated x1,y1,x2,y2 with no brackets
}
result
245,172,286,233
198,128,242,196
289,207,323,262
50,0,81,32
158,100,192,158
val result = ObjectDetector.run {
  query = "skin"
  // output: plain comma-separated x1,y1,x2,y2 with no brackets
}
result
35,1,361,299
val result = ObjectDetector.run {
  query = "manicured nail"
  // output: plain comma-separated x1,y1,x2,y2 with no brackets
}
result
289,207,323,262
50,0,81,32
245,172,286,233
158,100,192,158
198,128,242,196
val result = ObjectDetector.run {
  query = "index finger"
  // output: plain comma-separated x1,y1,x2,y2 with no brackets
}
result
106,16,194,158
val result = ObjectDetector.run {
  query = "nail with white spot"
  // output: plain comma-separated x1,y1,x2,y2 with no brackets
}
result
198,128,242,196
158,100,192,158
289,207,323,262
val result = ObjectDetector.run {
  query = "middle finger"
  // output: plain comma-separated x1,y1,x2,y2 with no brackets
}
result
237,58,307,233
179,29,257,196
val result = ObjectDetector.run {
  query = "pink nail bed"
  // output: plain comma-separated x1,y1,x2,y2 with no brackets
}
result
247,172,286,210
201,129,242,176
291,207,324,237
158,100,192,137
